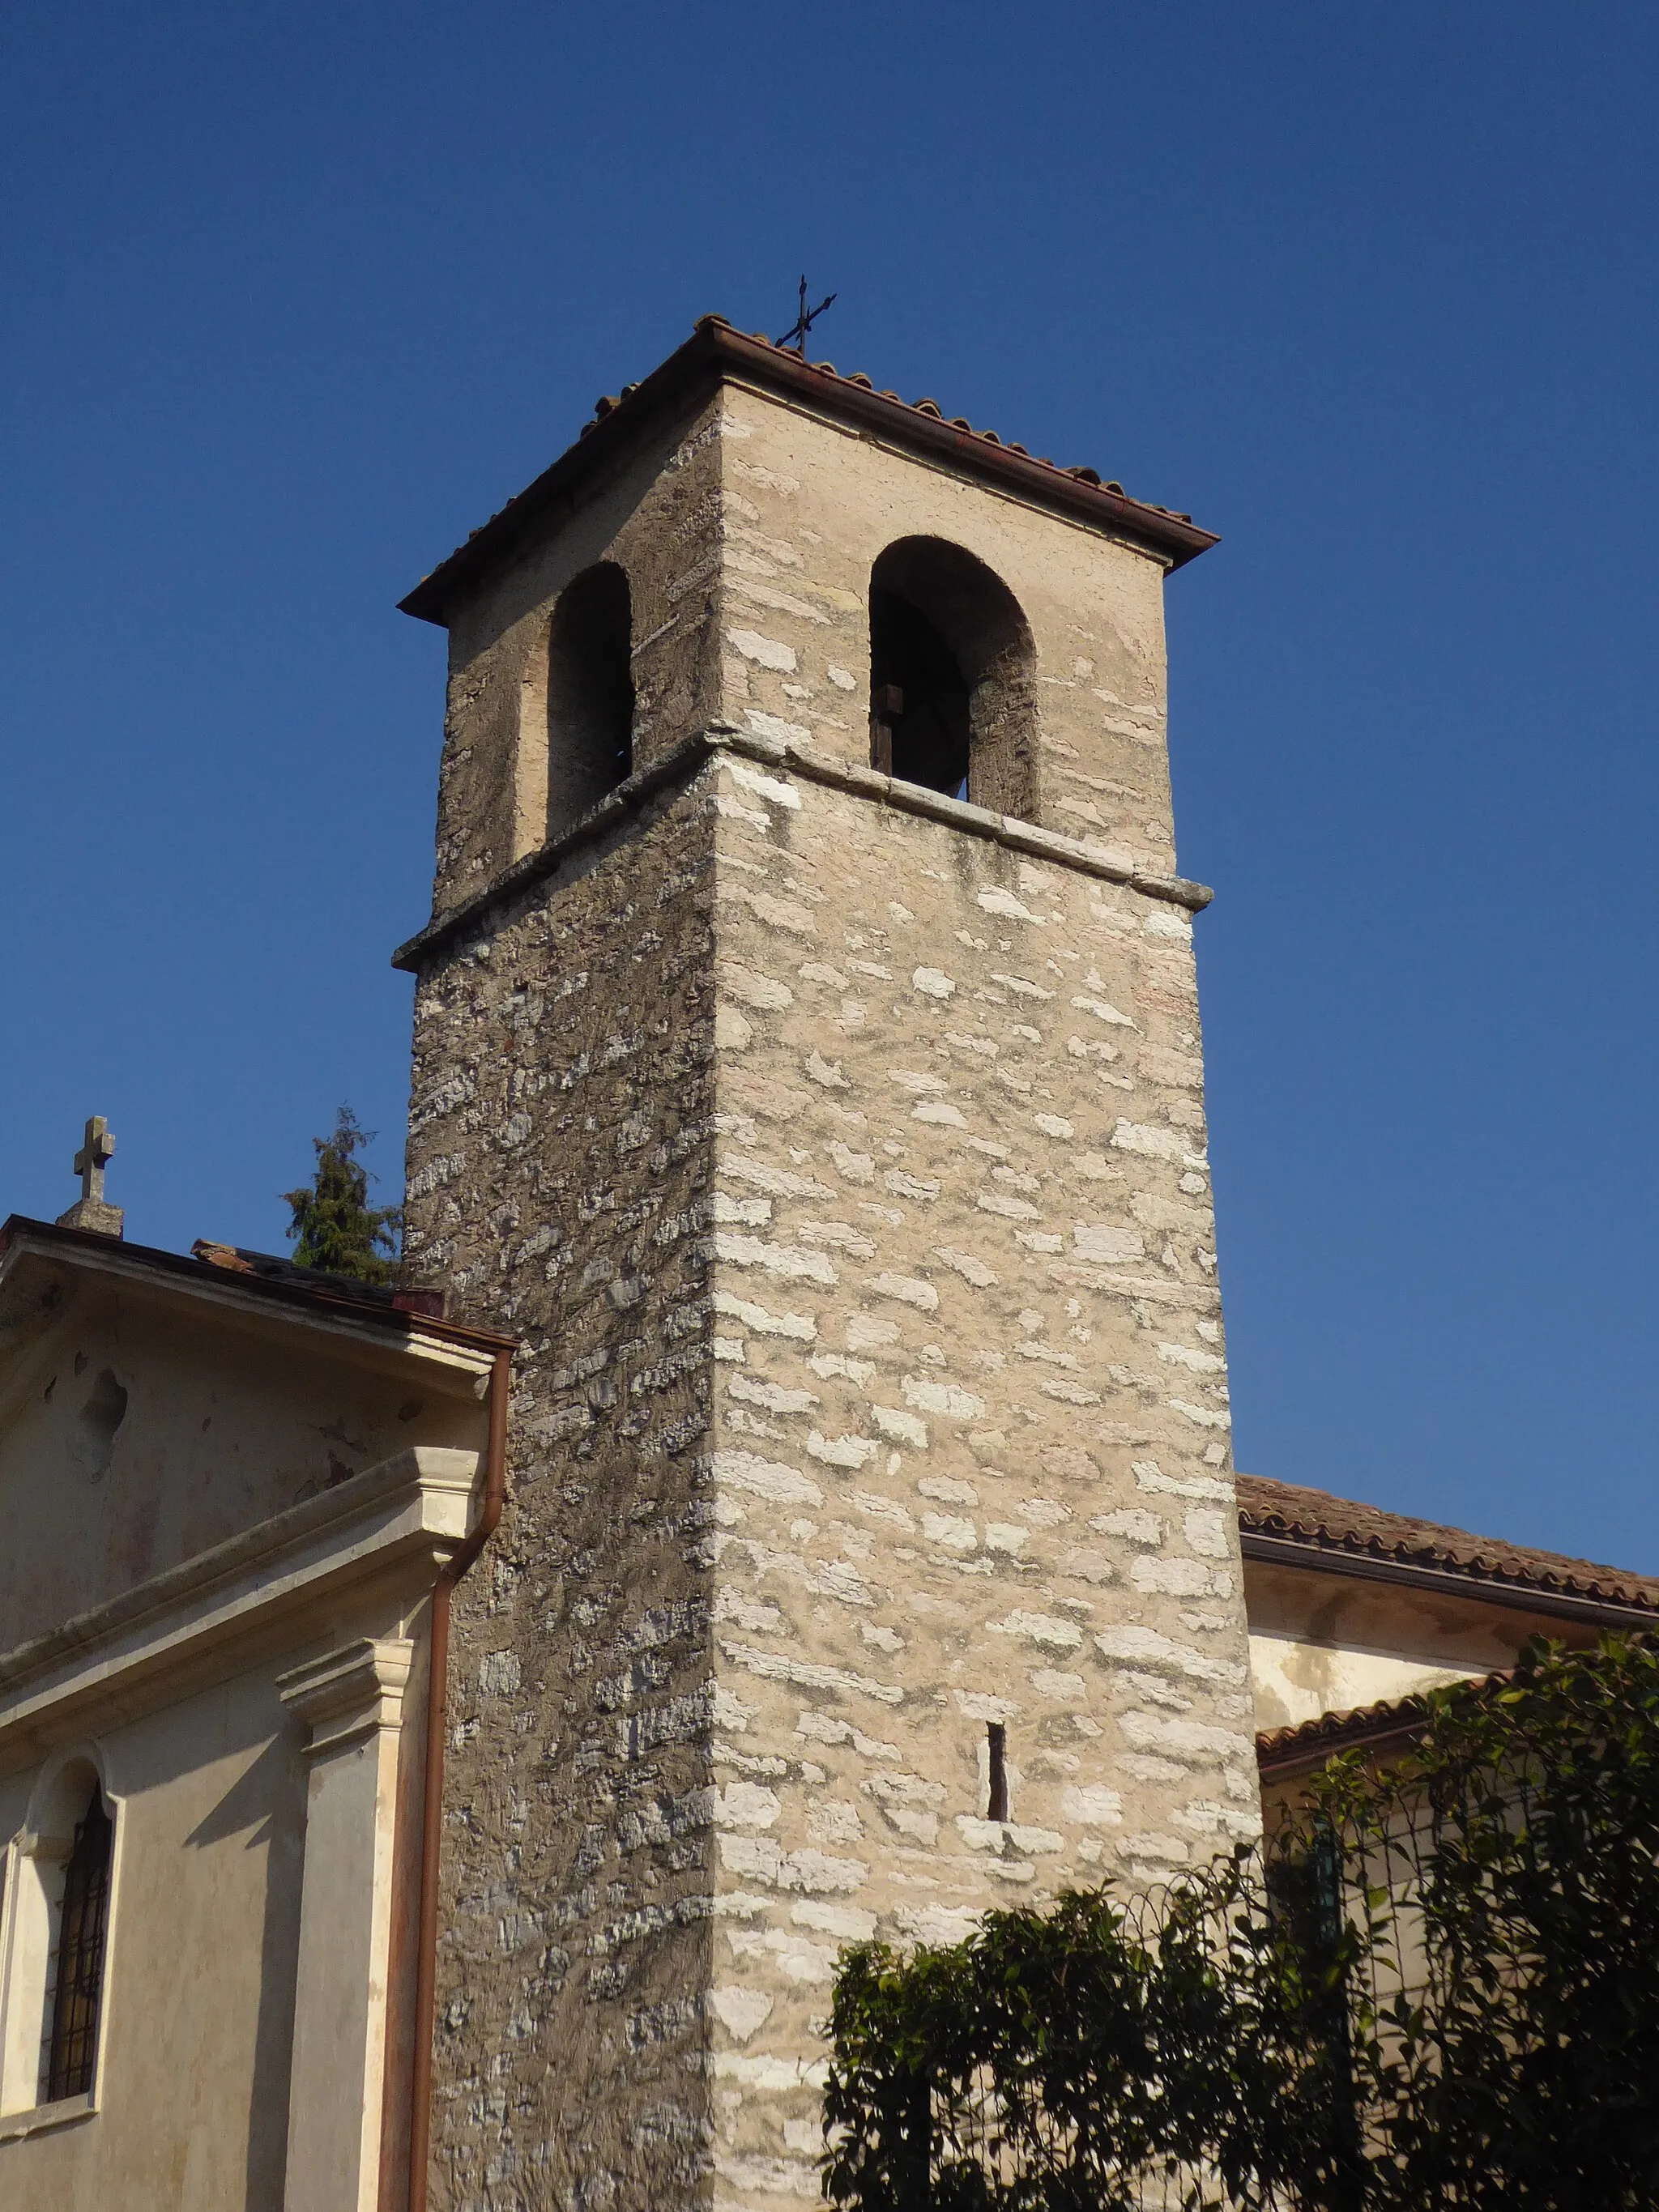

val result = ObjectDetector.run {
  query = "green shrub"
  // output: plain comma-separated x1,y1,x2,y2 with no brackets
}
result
821,1634,1659,2210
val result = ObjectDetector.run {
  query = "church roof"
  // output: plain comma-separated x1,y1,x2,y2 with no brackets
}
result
399,316,1218,624
1237,1470,1659,1616
0,1215,514,1356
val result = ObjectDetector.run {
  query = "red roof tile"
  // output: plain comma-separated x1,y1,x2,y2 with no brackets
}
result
401,318,1217,623
1255,1669,1514,1773
1237,1472,1659,1613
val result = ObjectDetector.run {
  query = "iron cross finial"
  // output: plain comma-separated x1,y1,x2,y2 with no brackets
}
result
73,1115,115,1205
775,275,837,356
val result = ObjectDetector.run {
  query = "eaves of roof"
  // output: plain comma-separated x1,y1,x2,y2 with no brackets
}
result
1256,1669,1512,1780
1237,1472,1659,1624
399,316,1219,625
0,1215,516,1358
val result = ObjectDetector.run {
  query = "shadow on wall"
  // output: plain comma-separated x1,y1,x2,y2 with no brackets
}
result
868,538,1037,819
183,1733,308,2212
70,1366,128,1482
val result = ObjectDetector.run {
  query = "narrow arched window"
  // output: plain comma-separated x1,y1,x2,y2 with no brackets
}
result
868,539,1037,817
43,1785,112,2103
546,561,634,839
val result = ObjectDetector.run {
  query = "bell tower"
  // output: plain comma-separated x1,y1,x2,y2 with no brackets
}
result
395,318,1253,2211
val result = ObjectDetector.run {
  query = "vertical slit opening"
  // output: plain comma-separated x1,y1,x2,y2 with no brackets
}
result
986,1722,1009,1823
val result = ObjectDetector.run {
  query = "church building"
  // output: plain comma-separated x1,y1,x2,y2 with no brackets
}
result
2,318,1651,2210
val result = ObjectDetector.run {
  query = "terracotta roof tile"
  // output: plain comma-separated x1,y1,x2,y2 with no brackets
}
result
0,1213,513,1353
1255,1669,1513,1772
569,322,1166,509
1237,1472,1659,1613
402,318,1215,620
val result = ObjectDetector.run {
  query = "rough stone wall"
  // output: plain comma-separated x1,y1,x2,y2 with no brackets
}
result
698,752,1256,2202
400,753,1255,2212
709,382,1179,877
399,373,1251,2210
429,394,729,919
402,784,723,2212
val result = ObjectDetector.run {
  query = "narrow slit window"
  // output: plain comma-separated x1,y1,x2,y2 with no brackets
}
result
44,1785,113,2103
986,1722,1009,1823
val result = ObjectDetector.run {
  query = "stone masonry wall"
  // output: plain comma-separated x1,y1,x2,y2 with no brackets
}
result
401,745,1256,2212
399,364,1252,2212
403,783,723,2212
699,751,1256,2205
429,395,728,920
708,381,1179,880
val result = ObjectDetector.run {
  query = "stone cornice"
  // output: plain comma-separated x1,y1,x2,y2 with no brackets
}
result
391,723,1213,974
278,1636,415,1760
0,1447,478,1758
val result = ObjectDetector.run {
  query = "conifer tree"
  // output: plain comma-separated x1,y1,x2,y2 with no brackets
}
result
282,1106,402,1285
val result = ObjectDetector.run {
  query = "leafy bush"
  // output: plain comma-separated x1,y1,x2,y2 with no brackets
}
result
821,1634,1659,2210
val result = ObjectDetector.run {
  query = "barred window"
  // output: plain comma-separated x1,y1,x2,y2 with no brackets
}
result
43,1785,112,2103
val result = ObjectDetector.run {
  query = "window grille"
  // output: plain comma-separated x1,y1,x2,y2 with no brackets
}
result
43,1785,113,2103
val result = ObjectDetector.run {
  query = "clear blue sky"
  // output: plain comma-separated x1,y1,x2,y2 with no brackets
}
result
4,4,1655,1572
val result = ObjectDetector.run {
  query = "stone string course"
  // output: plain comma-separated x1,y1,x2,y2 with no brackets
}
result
391,723,1213,978
403,756,1255,2212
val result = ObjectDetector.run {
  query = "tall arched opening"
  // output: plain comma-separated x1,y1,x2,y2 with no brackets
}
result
868,539,1037,817
545,561,634,839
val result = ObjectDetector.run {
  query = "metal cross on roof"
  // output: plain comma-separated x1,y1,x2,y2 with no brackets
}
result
775,275,836,356
73,1115,115,1206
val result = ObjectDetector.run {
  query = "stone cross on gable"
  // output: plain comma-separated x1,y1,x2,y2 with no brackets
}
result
57,1113,125,1239
74,1115,115,1205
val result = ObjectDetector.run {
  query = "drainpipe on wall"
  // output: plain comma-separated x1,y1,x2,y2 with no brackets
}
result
403,1343,511,2212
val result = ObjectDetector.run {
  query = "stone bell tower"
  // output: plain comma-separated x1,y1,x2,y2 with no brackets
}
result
394,318,1255,2211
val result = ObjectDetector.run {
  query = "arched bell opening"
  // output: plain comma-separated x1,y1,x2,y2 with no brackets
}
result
868,538,1038,817
545,561,634,839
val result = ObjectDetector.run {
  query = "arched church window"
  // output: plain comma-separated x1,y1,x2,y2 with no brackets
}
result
0,1758,117,2116
868,539,1038,817
545,561,635,839
43,1784,112,2103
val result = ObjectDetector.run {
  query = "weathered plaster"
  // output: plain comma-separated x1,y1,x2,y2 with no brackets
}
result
1245,1556,1625,1733
0,1264,483,1651
0,1248,494,2211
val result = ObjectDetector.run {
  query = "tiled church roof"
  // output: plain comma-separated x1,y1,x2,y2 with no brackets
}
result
1237,1471,1659,1614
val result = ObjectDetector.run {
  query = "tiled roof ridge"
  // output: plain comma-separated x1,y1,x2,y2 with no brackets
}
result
582,315,1193,519
0,1214,512,1351
402,316,1216,619
1237,1470,1659,1612
194,1236,384,1294
1255,1666,1514,1767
